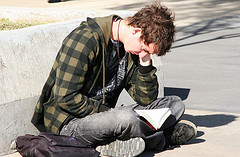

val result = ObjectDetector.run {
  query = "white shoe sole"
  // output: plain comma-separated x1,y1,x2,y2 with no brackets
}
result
96,137,145,157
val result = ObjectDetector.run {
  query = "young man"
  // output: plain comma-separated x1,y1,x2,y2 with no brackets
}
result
32,3,197,156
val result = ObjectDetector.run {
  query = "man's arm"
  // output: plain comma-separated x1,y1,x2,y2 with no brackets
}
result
54,26,102,117
126,54,159,106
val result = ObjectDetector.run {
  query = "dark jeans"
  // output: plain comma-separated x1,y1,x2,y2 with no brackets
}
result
60,96,185,150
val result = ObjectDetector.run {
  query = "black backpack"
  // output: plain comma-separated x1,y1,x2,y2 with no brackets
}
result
16,132,100,157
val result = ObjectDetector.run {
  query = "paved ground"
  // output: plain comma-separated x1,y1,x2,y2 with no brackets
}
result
1,0,240,156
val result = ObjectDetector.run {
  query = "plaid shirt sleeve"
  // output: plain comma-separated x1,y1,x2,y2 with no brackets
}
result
54,25,102,117
126,65,159,106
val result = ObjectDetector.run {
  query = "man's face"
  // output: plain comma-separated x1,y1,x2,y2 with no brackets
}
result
124,28,156,59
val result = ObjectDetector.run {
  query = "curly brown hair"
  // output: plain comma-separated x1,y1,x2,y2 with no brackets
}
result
127,3,175,56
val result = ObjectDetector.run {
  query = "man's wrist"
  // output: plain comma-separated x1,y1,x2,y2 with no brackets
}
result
139,59,152,66
139,63,154,74
139,53,152,66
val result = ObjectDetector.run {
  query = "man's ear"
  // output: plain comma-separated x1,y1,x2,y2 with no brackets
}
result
132,28,142,35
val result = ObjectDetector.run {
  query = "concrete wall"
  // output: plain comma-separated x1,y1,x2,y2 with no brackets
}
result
0,11,163,155
0,18,82,156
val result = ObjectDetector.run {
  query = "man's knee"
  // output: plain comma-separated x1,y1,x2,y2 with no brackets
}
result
115,106,139,124
166,96,185,120
153,96,185,118
170,96,185,110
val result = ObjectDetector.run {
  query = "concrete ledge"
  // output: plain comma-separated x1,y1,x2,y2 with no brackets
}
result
0,18,83,156
0,11,164,155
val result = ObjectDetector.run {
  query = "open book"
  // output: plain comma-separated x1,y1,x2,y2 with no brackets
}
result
135,108,171,130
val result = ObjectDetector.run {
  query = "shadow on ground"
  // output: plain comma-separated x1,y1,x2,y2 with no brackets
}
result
181,113,238,145
173,14,240,49
182,113,238,128
164,87,190,100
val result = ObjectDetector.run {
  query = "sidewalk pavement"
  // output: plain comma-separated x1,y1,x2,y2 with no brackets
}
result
4,109,240,157
1,0,240,156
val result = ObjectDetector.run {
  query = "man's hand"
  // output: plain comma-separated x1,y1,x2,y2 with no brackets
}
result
139,52,151,66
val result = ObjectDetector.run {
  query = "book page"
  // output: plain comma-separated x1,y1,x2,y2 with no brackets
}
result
135,108,171,130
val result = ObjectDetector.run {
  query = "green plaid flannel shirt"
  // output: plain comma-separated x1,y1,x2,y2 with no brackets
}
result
31,15,159,134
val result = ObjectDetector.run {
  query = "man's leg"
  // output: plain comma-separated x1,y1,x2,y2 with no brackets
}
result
132,96,186,150
60,106,152,146
60,96,183,146
60,96,196,155
132,96,185,130
60,106,149,156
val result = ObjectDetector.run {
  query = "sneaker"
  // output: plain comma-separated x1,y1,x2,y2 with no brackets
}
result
168,120,197,145
95,137,145,157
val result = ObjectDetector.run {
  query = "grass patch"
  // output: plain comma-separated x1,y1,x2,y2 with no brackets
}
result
0,18,48,31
